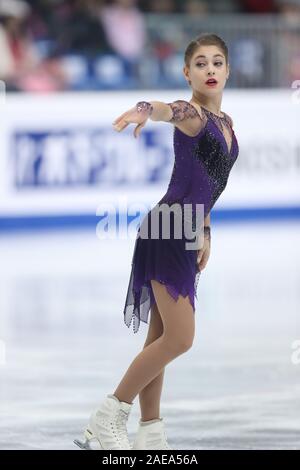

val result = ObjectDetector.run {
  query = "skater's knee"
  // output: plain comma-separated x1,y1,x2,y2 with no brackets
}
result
177,334,194,353
162,331,194,355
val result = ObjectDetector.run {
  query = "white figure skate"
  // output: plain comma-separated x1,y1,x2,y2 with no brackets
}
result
131,417,173,450
74,394,133,450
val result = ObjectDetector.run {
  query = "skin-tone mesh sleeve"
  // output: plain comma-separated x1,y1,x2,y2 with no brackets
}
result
166,100,202,123
166,100,207,137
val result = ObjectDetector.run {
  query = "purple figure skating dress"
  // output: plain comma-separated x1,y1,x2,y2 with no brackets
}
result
123,100,239,333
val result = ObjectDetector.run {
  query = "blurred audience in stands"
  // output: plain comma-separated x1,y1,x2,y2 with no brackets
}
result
0,0,298,91
0,0,66,91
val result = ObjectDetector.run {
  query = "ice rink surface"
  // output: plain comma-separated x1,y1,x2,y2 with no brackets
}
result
0,221,299,449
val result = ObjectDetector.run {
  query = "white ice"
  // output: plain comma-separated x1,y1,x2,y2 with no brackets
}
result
0,221,299,449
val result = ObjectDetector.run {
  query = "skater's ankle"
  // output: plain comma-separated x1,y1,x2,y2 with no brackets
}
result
140,417,161,425
110,393,133,405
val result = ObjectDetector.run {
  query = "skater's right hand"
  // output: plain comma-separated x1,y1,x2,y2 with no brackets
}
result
112,102,152,139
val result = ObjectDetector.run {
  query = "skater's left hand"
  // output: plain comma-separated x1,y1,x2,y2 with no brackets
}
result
196,237,210,271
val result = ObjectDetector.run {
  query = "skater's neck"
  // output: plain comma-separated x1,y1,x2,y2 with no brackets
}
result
191,92,223,118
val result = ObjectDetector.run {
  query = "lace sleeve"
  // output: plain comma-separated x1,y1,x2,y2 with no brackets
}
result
166,100,202,123
166,100,206,136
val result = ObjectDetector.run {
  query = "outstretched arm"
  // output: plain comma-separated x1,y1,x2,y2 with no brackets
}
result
149,100,203,122
113,100,204,138
146,101,173,122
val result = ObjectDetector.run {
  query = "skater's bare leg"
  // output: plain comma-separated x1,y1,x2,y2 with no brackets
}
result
113,279,195,404
139,301,164,422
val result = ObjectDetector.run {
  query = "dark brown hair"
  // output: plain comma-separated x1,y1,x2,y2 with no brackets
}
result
184,33,229,68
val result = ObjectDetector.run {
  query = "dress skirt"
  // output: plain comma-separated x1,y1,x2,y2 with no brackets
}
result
123,202,202,334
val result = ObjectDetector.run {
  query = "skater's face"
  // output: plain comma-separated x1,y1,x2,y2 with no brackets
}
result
184,45,229,95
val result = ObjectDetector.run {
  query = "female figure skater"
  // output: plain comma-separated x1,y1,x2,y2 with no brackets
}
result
74,33,239,451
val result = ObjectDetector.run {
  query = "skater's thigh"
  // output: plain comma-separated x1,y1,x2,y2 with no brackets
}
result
145,301,164,344
150,279,195,350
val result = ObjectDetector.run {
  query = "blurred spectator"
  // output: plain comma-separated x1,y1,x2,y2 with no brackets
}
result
183,0,209,14
239,0,278,13
52,0,113,57
0,0,67,91
277,0,300,22
0,0,34,87
138,0,175,13
189,0,239,13
277,0,300,85
99,0,146,62
25,0,57,41
230,36,269,87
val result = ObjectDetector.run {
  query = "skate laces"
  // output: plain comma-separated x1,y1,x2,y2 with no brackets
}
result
114,410,130,444
94,405,130,444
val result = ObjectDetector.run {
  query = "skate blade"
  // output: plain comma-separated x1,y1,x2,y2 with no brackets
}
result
73,438,93,450
73,432,103,450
